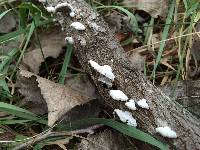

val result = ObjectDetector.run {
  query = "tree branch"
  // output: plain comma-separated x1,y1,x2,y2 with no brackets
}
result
40,0,200,149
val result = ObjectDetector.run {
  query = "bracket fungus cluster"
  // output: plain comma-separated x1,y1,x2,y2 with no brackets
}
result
88,60,177,138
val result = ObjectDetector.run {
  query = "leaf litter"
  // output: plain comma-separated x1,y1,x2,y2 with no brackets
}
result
18,69,93,126
21,26,66,74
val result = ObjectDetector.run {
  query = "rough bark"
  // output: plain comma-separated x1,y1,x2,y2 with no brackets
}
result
42,0,200,149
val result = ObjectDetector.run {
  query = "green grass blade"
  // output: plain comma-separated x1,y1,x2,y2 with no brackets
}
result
0,19,52,44
10,22,35,79
0,9,13,20
59,118,168,150
0,48,19,93
0,28,27,44
183,0,188,10
58,43,73,84
19,6,28,29
0,48,19,71
185,2,199,17
0,102,47,125
151,0,175,81
0,79,9,93
144,17,154,44
0,119,30,125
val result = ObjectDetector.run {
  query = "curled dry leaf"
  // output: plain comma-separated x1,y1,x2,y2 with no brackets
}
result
122,0,168,18
19,70,92,126
21,26,66,74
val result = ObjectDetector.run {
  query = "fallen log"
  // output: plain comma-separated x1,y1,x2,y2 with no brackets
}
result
40,0,200,149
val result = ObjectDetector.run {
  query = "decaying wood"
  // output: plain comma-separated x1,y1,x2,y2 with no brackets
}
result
41,0,200,149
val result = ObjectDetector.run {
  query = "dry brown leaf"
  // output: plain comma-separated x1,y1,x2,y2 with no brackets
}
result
122,0,168,18
19,70,92,126
22,26,66,74
17,72,48,115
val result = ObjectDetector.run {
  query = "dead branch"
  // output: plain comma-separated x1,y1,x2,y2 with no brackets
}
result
38,0,200,149
13,125,103,150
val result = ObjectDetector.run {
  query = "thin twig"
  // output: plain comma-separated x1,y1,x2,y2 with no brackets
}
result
13,131,70,150
12,124,103,150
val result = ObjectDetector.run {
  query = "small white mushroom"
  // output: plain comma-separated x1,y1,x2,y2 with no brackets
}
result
125,99,136,110
156,126,177,138
109,90,128,101
137,98,149,109
38,0,46,2
46,6,56,13
114,109,137,127
70,22,86,31
69,11,76,17
55,2,72,10
65,37,74,44
89,60,115,81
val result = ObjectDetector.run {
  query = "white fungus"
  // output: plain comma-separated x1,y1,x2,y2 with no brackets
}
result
46,3,75,17
156,126,177,138
46,6,56,13
89,60,115,81
125,99,136,110
70,11,76,17
55,2,72,10
114,109,137,127
137,98,149,109
39,0,46,2
70,22,86,31
109,90,128,101
65,37,74,44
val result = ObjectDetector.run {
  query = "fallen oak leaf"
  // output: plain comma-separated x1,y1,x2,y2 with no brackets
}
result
19,69,92,126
